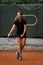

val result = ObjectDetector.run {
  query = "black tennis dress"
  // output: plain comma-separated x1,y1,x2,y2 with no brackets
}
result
14,18,26,38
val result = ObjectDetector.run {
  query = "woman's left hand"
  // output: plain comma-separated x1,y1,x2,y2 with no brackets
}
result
20,34,24,37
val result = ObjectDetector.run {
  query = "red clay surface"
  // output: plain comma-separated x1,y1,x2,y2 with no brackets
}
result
0,51,43,65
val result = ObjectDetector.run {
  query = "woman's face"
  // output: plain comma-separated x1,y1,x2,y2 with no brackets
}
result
17,12,22,20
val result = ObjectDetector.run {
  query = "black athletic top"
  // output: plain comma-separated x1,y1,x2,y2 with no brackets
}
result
14,18,26,37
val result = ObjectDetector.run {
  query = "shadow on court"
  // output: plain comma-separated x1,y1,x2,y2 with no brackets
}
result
0,51,43,65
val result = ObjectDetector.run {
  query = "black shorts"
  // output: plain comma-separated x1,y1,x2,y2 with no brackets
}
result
16,33,26,38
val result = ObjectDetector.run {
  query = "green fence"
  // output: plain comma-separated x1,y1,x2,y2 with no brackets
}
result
0,4,43,38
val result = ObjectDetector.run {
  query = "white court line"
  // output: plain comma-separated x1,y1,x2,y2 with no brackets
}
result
23,14,38,26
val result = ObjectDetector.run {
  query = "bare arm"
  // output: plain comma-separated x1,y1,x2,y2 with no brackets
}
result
8,24,16,37
20,24,26,37
23,24,26,35
9,24,16,34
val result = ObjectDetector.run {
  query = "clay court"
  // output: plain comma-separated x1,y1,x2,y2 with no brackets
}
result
0,51,43,65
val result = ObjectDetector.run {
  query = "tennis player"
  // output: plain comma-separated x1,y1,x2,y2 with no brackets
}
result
8,12,27,60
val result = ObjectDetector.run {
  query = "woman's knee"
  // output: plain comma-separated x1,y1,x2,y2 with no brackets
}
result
21,38,26,46
16,38,22,47
16,38,21,43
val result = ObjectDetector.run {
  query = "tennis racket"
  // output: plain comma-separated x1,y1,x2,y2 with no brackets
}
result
7,35,16,43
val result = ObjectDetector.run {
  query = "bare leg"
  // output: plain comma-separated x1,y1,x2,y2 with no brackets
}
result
16,38,26,60
16,37,22,55
21,38,26,51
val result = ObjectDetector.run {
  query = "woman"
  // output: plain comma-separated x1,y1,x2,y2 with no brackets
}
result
8,12,27,60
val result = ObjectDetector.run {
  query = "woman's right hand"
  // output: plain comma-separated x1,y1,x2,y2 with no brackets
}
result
8,33,11,37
